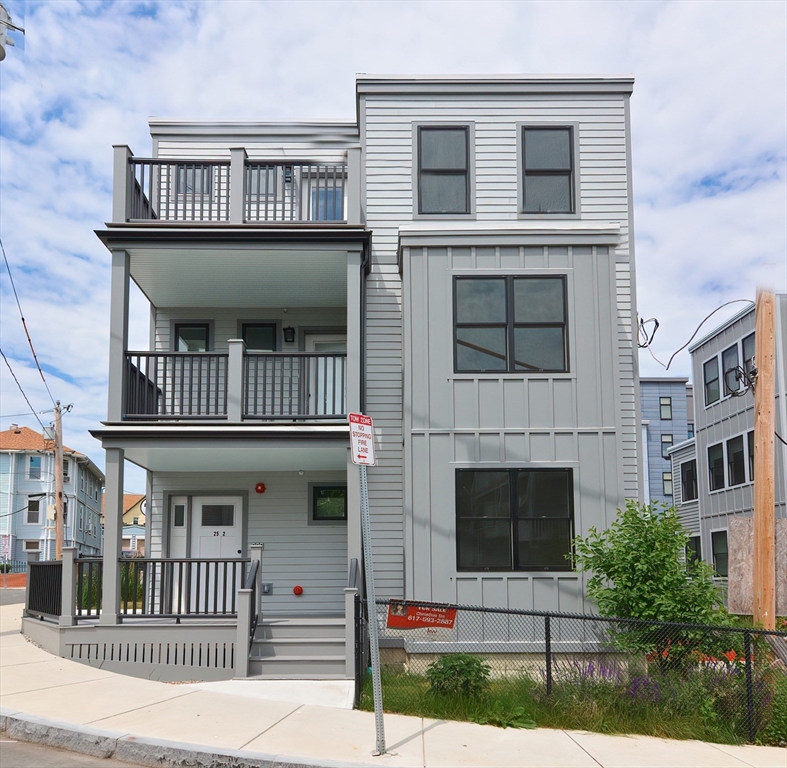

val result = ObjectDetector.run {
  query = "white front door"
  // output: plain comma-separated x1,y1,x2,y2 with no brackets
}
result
304,334,347,416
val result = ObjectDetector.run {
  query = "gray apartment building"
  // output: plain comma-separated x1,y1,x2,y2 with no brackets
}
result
22,75,642,681
670,297,787,577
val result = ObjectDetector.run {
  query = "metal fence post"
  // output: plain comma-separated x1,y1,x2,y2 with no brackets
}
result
545,615,553,696
743,631,756,743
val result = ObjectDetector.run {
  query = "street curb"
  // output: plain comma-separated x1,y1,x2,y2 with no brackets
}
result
0,710,384,768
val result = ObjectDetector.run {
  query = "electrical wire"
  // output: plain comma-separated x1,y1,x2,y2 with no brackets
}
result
0,237,56,405
0,493,47,519
776,431,787,448
0,348,46,430
0,409,55,419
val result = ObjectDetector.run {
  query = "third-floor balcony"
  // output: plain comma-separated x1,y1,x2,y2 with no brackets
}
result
112,146,361,226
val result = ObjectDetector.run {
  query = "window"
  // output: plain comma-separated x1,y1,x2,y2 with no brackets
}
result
722,344,740,396
177,165,212,196
711,530,728,577
312,486,348,521
687,422,694,439
62,458,70,481
727,435,745,486
704,358,720,406
28,455,42,480
201,505,233,527
662,472,673,496
686,536,701,565
311,187,344,221
748,430,754,480
456,469,573,571
454,276,567,373
661,434,673,459
174,323,209,352
708,443,725,491
742,332,755,375
521,126,575,214
242,323,276,351
417,126,470,215
78,504,84,531
659,396,672,420
23,540,40,552
681,460,698,502
173,504,185,527
26,497,41,525
132,517,139,526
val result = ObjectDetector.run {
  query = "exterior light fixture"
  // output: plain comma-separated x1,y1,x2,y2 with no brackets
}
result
283,327,296,343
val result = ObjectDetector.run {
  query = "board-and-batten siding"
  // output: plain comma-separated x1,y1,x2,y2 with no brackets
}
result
361,91,637,607
671,441,700,536
148,471,347,614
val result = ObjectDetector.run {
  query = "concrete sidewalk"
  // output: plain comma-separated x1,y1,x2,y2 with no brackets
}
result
1,604,784,768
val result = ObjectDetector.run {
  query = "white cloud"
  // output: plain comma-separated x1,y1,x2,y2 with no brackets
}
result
1,0,785,490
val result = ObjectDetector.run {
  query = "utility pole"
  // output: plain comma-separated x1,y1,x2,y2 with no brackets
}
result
54,401,64,560
753,289,775,630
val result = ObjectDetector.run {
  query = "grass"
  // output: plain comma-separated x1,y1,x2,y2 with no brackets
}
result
359,663,786,746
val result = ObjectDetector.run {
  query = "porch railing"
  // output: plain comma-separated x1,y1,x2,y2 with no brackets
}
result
26,561,62,619
118,558,250,619
244,352,347,419
76,557,103,617
128,158,231,221
125,352,228,419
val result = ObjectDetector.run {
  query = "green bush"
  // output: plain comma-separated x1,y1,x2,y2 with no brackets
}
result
759,673,787,746
0,563,10,573
426,653,490,697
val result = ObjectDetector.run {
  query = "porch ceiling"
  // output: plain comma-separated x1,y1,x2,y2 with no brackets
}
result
92,425,350,472
129,247,348,308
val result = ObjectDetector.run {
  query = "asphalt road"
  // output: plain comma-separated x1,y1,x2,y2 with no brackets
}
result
0,739,138,767
0,588,25,606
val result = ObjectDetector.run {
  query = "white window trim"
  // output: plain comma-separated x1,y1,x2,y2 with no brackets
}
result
707,428,753,494
23,540,40,552
27,454,43,481
701,334,754,409
678,459,698,504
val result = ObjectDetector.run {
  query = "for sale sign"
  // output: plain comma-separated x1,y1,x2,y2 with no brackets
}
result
349,412,376,466
386,602,457,630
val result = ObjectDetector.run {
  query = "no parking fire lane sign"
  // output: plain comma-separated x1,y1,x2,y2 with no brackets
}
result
349,412,376,466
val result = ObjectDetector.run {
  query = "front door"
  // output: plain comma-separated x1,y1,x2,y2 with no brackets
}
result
304,334,347,416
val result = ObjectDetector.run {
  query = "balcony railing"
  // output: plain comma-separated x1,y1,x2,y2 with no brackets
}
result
124,350,347,421
122,153,348,224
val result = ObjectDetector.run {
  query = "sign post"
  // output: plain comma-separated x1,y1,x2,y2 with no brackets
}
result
349,412,386,755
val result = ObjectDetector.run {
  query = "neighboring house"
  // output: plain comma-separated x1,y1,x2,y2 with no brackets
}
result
101,493,146,555
639,378,692,504
23,74,641,681
0,425,104,560
670,296,787,578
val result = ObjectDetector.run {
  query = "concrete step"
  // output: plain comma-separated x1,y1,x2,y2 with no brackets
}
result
248,654,347,677
251,637,345,658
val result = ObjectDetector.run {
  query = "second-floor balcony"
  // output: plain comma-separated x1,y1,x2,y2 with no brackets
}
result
114,146,360,226
124,347,347,422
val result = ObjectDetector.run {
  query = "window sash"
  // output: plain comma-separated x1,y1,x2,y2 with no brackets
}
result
521,127,574,214
708,444,725,491
681,460,698,501
704,358,720,405
727,436,746,486
417,127,470,215
722,345,740,395
659,397,672,420
662,472,673,497
661,434,673,459
174,323,210,352
711,531,728,577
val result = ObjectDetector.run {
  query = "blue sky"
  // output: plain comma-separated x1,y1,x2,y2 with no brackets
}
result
1,0,785,490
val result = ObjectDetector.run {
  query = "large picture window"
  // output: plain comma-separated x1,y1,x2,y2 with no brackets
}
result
417,126,470,215
456,469,573,571
521,126,575,214
454,276,567,373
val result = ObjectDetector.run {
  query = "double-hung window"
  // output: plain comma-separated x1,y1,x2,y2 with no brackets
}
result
521,126,575,214
26,497,41,525
659,397,672,420
722,344,740,396
711,531,728,577
680,460,698,501
703,357,720,406
708,443,725,491
662,472,673,496
456,469,573,571
742,332,755,376
747,430,754,480
454,276,567,373
661,434,673,459
727,435,745,486
417,126,470,215
28,456,42,480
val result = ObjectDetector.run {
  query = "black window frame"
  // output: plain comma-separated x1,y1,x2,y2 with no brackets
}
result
455,468,574,572
241,323,277,351
312,485,348,522
520,126,575,214
708,443,725,491
661,434,673,459
722,344,740,396
659,396,672,420
742,332,756,375
686,536,701,566
453,275,568,374
747,430,754,481
176,164,213,197
416,125,471,216
174,322,210,352
727,435,746,486
704,357,720,406
681,459,698,502
711,530,728,577
662,471,673,497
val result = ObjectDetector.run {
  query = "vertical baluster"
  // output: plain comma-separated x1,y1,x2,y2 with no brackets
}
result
213,561,219,614
261,356,268,417
273,165,279,221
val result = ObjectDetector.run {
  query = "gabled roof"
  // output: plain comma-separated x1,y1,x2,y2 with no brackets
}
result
0,425,77,453
101,493,145,518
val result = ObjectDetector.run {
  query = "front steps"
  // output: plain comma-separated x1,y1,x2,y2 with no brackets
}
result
248,616,348,679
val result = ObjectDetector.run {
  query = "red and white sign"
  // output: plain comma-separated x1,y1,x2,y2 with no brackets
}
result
349,412,376,466
386,602,457,630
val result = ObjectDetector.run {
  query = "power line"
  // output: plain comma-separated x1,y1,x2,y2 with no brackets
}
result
0,408,55,419
0,347,46,430
0,236,56,405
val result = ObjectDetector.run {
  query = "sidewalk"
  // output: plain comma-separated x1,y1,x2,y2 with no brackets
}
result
1,603,784,768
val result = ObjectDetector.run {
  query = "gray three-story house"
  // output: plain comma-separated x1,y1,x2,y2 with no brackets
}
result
22,75,642,682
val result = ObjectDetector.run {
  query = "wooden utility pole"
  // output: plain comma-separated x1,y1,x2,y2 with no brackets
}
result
753,289,775,630
54,401,64,560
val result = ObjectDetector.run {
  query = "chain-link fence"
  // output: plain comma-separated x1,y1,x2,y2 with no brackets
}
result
356,597,787,745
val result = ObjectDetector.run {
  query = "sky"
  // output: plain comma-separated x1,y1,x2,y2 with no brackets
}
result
0,0,785,492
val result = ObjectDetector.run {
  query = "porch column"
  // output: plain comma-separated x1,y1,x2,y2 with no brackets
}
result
100,448,124,625
59,547,77,627
227,339,246,422
346,146,362,225
112,145,132,223
344,586,358,678
235,588,251,678
346,246,363,568
229,147,247,224
107,249,130,422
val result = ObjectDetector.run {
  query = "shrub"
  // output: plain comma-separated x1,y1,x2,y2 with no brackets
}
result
759,673,787,746
0,563,10,573
426,653,490,697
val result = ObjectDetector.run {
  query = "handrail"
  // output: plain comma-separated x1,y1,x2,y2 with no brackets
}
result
244,558,260,590
244,558,261,644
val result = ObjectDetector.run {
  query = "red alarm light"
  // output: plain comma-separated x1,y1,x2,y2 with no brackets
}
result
255,483,266,494
293,585,303,595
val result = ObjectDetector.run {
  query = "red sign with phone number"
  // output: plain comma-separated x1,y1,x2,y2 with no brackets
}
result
386,603,457,629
